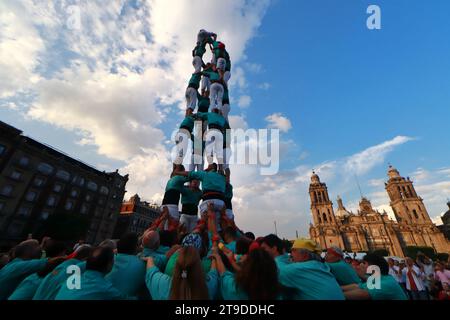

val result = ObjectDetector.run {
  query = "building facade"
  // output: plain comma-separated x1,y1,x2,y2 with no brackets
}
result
112,194,160,238
309,166,450,256
0,121,128,248
438,201,450,241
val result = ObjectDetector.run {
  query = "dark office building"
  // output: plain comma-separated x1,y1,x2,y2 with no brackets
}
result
0,121,128,249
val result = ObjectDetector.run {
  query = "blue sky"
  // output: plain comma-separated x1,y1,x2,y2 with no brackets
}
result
1,0,449,238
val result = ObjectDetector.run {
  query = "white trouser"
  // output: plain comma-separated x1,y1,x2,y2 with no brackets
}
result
173,129,190,165
179,214,199,233
221,103,230,120
199,199,225,231
210,83,224,111
223,71,231,84
192,56,202,73
185,87,197,110
217,58,226,71
201,77,210,93
205,129,224,165
223,147,231,170
226,209,234,220
189,152,204,172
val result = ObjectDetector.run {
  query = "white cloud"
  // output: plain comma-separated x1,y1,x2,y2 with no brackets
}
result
265,112,292,133
228,114,248,130
344,136,414,175
257,82,271,90
245,62,262,73
237,95,252,108
1,0,271,204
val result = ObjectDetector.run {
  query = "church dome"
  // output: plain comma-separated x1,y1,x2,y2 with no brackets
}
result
335,196,350,217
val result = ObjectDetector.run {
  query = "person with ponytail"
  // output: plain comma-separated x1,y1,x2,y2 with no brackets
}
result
143,246,218,300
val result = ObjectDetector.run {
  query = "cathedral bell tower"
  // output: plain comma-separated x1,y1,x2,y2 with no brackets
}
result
385,165,432,224
309,172,337,226
309,172,344,249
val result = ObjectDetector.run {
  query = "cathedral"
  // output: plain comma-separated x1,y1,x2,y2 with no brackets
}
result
309,165,450,256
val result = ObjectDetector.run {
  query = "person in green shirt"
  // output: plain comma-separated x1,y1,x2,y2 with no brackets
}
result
141,230,169,272
161,166,189,226
224,180,234,220
197,91,210,113
105,233,146,299
0,239,47,300
261,234,291,270
278,238,345,300
325,246,362,286
33,245,92,300
211,246,280,300
55,246,126,300
179,180,202,233
342,254,408,300
221,86,230,120
211,41,231,84
144,246,218,300
9,257,65,300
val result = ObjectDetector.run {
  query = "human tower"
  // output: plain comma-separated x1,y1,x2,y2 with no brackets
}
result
156,29,234,233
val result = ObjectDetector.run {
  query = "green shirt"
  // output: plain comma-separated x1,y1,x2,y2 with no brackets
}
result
225,183,233,200
105,253,146,298
278,260,345,300
326,260,361,286
188,73,201,89
165,176,188,192
181,187,202,205
179,115,195,132
55,270,126,300
202,69,220,82
188,170,226,193
197,93,210,113
220,271,248,300
196,112,226,129
193,43,206,58
0,258,47,300
141,248,168,272
33,259,86,300
359,275,408,300
8,273,42,300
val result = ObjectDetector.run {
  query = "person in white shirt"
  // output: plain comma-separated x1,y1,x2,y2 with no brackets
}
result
388,258,402,283
402,257,429,300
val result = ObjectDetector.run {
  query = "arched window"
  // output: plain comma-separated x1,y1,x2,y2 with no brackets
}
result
413,209,419,219
323,213,328,223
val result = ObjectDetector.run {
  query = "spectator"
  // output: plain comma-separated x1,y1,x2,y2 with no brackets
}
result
342,254,408,300
403,257,428,300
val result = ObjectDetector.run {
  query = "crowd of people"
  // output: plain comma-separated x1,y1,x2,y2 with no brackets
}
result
1,207,449,300
1,29,450,301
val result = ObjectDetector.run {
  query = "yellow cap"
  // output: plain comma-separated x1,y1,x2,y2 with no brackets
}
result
292,238,321,253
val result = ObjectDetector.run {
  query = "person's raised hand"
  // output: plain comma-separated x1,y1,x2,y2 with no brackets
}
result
141,256,155,269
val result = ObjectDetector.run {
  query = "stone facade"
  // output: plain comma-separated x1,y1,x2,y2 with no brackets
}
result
0,120,128,248
309,166,450,256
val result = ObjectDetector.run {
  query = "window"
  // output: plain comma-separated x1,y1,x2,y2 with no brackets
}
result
72,176,85,187
0,202,5,212
40,211,50,220
19,156,30,167
99,197,105,205
47,195,58,207
80,203,89,214
34,176,46,187
65,200,74,211
0,144,6,155
56,169,70,181
10,170,22,180
25,190,38,202
53,183,63,193
70,189,79,198
85,194,92,202
100,186,109,195
17,206,31,217
87,181,98,192
0,185,13,196
37,162,54,175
